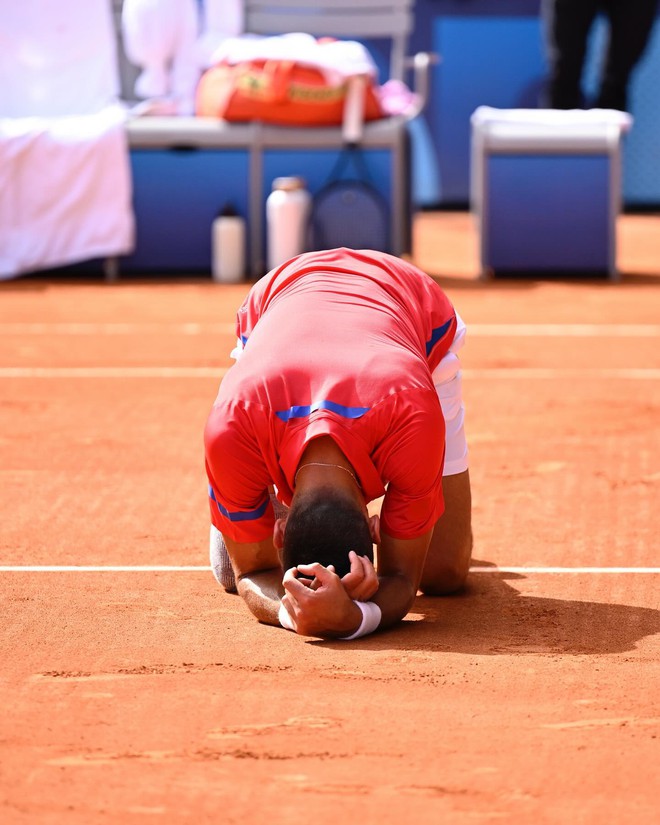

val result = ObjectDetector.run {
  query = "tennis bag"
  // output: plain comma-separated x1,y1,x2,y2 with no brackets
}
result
195,58,384,127
308,146,390,253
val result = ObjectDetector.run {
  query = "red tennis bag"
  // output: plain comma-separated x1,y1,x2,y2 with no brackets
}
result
195,55,384,127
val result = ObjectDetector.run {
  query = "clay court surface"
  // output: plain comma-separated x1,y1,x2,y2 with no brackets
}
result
1,212,659,823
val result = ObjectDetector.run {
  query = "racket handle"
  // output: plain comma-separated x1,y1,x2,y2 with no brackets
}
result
342,75,367,145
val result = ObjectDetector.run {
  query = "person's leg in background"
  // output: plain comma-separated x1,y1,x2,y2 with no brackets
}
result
542,0,602,108
596,0,659,110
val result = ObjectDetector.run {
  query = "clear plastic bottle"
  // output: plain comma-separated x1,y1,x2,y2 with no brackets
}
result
266,176,311,271
211,204,245,283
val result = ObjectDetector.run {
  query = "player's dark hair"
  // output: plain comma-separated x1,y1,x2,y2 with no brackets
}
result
282,487,374,578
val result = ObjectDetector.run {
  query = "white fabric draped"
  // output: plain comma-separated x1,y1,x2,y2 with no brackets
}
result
0,0,119,117
0,1,134,279
122,0,200,113
121,0,246,112
0,106,134,280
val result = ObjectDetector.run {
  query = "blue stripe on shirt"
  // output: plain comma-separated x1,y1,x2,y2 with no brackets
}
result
209,485,269,523
275,399,370,422
425,317,454,357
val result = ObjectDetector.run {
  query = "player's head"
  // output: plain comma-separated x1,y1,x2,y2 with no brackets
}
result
280,486,374,578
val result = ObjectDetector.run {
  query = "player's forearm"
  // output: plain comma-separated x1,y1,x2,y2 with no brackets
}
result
236,568,285,626
370,573,419,630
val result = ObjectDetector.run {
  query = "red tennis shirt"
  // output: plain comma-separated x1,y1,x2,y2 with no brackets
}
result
204,248,458,543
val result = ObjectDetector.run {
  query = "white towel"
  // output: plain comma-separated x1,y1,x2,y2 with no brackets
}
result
472,106,633,132
0,105,135,279
122,0,200,114
209,33,379,84
0,0,119,118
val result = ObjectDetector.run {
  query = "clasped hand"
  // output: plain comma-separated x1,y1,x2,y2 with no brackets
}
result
280,550,379,638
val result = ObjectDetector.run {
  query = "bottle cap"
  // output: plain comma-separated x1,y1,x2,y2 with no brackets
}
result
272,176,306,192
218,203,239,218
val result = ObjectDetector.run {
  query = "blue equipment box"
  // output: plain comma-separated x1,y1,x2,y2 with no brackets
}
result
471,107,631,279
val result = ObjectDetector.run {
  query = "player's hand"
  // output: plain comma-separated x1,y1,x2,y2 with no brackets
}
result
340,551,379,602
281,563,363,638
295,553,378,600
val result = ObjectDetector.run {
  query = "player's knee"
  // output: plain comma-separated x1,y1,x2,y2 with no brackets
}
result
419,564,469,596
419,533,473,596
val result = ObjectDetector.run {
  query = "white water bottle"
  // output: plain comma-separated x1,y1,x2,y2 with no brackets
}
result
211,204,246,283
266,177,311,271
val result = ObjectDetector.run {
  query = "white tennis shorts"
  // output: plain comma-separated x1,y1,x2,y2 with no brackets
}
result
229,311,468,478
433,312,469,476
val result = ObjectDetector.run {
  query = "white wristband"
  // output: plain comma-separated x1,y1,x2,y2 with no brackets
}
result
278,601,296,631
340,600,382,640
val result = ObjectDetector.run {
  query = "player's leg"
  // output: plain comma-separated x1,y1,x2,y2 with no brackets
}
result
420,470,472,595
210,488,289,594
420,315,472,595
210,523,237,592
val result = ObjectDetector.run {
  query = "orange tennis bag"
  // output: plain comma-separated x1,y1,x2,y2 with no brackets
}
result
195,53,384,127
